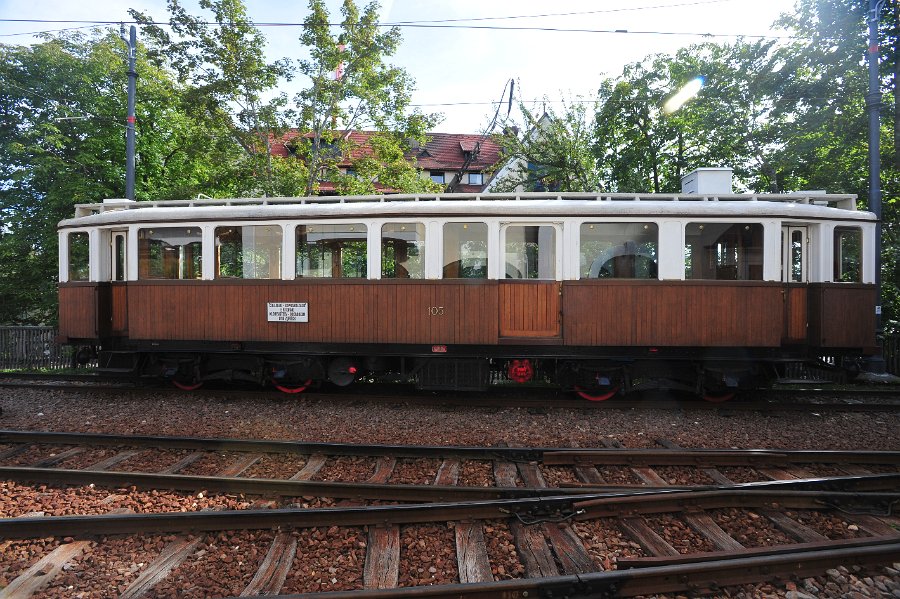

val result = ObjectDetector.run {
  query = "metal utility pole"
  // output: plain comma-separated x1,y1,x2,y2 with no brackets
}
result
120,24,137,201
866,0,886,372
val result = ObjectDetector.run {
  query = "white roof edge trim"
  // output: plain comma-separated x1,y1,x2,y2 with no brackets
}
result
73,191,859,214
58,198,876,229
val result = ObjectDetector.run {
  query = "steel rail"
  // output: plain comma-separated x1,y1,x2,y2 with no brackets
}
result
2,488,895,539
4,430,900,466
0,466,606,501
2,465,898,504
0,430,545,461
543,448,900,466
616,535,900,568
224,542,900,598
0,495,583,538
575,488,900,518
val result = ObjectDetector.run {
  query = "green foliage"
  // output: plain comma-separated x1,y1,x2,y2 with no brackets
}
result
0,31,237,323
130,0,293,197
490,98,601,192
593,40,782,193
295,0,440,196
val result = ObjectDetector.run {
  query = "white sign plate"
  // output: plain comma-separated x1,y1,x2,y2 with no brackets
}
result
267,302,308,323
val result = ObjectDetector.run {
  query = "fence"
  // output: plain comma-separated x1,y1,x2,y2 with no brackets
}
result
0,326,74,370
885,334,900,377
0,325,898,375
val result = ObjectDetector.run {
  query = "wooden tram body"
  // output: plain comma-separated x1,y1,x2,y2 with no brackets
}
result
57,190,878,397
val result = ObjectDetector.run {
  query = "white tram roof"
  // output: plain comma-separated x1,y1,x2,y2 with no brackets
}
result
59,192,873,228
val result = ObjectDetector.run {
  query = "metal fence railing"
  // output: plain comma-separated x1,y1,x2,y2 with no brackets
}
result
0,326,74,370
884,334,899,377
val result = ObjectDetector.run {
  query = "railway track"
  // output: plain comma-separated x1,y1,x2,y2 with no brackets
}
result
1,430,899,596
2,429,900,500
2,374,900,412
2,488,899,596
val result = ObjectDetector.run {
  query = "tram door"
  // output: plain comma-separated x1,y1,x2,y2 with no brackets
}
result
782,226,808,283
781,226,808,343
111,232,127,281
109,231,128,335
498,224,561,338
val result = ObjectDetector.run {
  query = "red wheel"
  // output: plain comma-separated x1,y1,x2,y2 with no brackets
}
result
702,392,734,403
574,385,620,402
173,379,203,391
272,379,312,394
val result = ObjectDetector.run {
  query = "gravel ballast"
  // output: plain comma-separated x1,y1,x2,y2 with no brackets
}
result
1,384,899,598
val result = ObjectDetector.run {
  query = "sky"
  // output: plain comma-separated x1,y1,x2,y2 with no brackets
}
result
0,0,797,133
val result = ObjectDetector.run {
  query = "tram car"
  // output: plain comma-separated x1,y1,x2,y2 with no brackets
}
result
57,169,878,399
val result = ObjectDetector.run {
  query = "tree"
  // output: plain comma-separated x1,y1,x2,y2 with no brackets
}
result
593,40,782,193
130,0,294,196
489,98,602,192
294,0,440,196
593,60,677,193
0,31,242,324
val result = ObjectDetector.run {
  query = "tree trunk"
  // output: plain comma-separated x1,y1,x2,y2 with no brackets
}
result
675,130,684,185
762,161,780,193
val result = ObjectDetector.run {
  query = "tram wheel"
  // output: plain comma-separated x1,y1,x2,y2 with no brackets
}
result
272,379,313,394
574,385,620,402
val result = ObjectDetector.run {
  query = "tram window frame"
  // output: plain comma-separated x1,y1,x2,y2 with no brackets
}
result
579,222,658,279
684,222,764,281
503,224,557,280
214,225,283,280
67,231,90,282
138,227,203,280
382,222,426,279
442,222,488,279
833,226,862,283
296,223,368,278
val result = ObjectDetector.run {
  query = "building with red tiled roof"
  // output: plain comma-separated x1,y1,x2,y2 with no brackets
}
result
271,130,501,194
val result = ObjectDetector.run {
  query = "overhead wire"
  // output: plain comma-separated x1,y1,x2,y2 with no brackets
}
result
380,0,743,23
0,24,100,38
3,80,127,129
0,15,797,41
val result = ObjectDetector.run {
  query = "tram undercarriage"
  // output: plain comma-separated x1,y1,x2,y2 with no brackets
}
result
88,341,853,401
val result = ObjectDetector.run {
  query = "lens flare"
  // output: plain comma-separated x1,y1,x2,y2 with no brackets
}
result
662,76,704,114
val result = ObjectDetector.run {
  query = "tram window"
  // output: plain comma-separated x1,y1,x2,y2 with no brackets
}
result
215,225,282,279
684,223,763,280
443,222,488,278
834,227,862,282
68,232,90,281
580,222,658,279
504,225,556,279
296,224,367,278
382,223,425,279
138,227,202,280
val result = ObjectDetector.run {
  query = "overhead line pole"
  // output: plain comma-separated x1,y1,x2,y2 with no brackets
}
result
865,0,886,373
120,24,137,201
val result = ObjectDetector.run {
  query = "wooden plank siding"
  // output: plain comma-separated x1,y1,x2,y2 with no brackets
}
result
63,279,876,351
58,284,99,340
562,280,784,347
782,285,808,343
498,281,561,338
125,280,499,345
110,283,128,335
807,284,876,349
